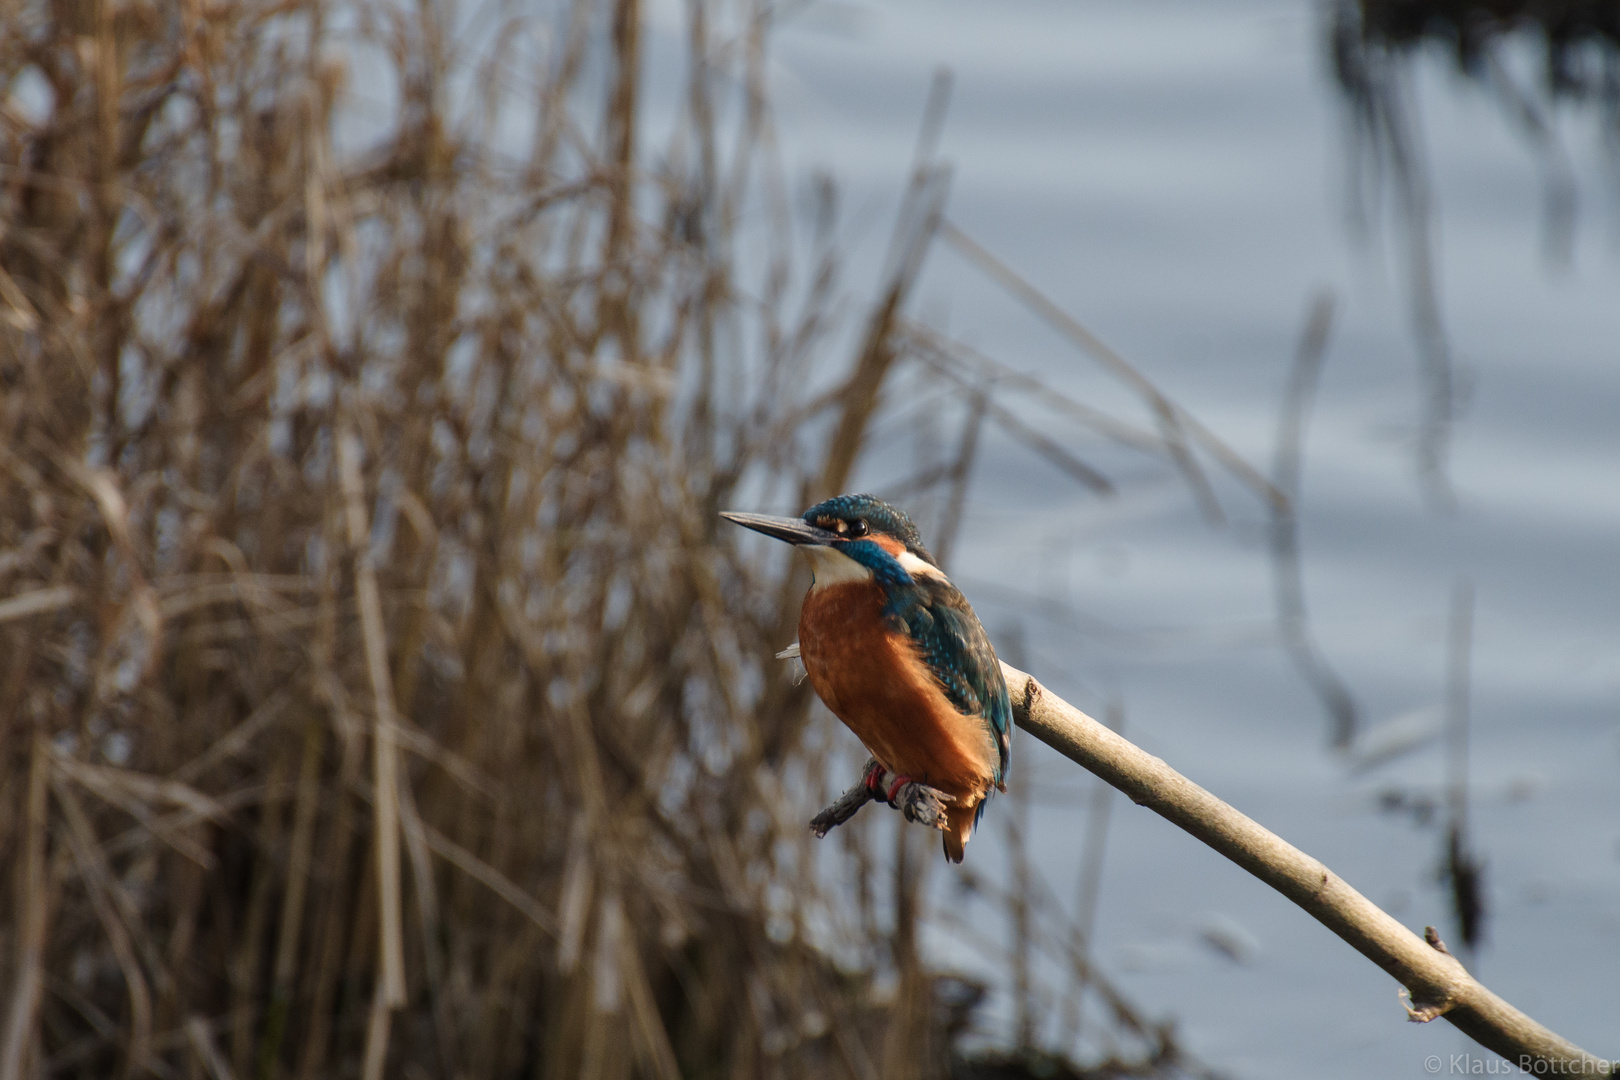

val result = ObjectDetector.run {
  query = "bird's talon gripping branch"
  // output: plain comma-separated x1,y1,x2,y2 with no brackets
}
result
809,760,953,837
891,777,952,832
862,759,889,798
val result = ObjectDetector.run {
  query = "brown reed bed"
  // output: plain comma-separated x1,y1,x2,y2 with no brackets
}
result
0,0,1227,1077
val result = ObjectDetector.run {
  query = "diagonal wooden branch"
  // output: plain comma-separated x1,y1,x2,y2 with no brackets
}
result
1000,662,1612,1074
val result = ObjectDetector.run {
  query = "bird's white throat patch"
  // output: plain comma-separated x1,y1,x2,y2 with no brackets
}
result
896,550,948,581
802,544,948,591
803,544,872,591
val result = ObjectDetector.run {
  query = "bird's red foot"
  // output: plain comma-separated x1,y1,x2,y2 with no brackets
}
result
861,761,915,806
862,760,890,799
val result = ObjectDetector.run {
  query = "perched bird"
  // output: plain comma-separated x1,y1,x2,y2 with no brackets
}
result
723,494,1011,862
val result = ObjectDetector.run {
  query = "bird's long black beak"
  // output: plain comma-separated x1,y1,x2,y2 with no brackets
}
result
721,511,840,546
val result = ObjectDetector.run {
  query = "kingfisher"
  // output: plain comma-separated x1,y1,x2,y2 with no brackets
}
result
723,494,1011,862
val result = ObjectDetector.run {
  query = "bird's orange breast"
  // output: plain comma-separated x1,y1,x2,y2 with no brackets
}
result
798,582,998,804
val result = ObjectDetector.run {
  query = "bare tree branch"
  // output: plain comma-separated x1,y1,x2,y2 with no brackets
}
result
1002,662,1612,1074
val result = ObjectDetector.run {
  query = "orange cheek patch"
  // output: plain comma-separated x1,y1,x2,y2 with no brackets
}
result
872,535,906,557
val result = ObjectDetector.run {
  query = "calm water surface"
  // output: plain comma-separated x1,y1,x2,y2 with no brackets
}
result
748,1,1620,1076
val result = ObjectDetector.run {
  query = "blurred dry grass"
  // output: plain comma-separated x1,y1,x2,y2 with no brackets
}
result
0,0,1223,1077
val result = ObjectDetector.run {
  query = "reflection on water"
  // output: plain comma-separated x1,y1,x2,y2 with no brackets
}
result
774,0,1620,1076
1342,0,1620,93
1329,0,1620,506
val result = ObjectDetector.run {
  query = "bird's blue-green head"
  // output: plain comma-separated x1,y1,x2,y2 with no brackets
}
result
722,494,936,563
801,494,937,566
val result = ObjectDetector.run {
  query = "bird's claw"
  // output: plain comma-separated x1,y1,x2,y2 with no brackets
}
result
892,778,952,832
864,760,953,830
811,760,954,837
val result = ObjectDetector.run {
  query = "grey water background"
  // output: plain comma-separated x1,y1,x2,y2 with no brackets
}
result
730,0,1620,1076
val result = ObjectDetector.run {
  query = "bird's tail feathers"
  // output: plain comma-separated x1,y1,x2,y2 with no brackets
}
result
942,802,976,863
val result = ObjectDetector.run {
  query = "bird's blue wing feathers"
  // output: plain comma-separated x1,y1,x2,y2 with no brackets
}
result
885,577,1012,792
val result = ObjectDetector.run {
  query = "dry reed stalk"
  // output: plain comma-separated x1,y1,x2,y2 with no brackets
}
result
0,737,50,1080
51,778,153,1080
182,1015,234,1080
940,221,1281,514
263,716,322,1068
336,424,406,1015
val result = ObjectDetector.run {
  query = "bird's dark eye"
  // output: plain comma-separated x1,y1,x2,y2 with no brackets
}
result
848,519,869,538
